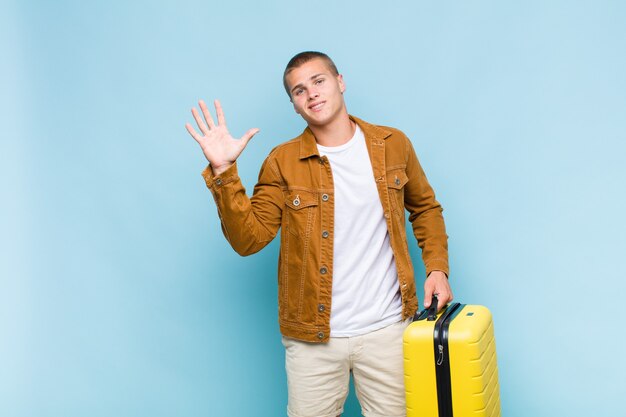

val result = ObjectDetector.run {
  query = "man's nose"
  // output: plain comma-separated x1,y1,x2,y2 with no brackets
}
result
308,88,320,100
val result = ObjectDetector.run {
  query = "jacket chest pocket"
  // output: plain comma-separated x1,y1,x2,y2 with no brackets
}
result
386,169,409,217
285,191,318,237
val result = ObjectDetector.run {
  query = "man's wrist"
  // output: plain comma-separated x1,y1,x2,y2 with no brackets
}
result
211,162,233,177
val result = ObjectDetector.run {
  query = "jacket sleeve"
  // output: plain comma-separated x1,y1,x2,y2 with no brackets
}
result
402,136,450,277
201,156,283,256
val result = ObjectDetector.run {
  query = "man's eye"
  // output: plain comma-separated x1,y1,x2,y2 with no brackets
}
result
315,79,324,84
295,89,304,96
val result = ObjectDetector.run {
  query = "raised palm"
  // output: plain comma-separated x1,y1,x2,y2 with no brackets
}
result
185,99,259,175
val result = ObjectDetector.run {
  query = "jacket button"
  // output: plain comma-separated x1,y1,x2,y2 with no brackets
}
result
384,212,390,219
395,177,401,185
318,304,325,312
320,266,328,274
317,332,325,339
215,178,223,186
322,230,329,238
322,194,329,201
293,196,300,206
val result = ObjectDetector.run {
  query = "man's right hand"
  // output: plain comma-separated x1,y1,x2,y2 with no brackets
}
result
185,99,260,176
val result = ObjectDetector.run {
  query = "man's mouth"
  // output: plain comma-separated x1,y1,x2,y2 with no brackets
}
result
308,101,326,112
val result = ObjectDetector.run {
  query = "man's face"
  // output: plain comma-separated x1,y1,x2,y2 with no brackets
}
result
284,58,346,128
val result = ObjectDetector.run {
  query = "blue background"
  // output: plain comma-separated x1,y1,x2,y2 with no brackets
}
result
2,0,625,416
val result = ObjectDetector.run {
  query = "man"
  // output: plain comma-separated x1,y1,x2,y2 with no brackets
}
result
185,51,453,417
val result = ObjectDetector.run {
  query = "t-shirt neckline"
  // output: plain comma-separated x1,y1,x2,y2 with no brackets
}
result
316,124,363,153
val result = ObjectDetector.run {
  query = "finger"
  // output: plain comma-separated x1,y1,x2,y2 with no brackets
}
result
240,128,260,148
215,99,227,127
185,123,202,144
423,288,433,309
436,293,449,312
423,277,436,308
191,107,209,135
435,290,454,312
199,100,216,129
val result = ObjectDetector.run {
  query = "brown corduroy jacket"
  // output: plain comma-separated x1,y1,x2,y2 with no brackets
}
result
202,115,449,342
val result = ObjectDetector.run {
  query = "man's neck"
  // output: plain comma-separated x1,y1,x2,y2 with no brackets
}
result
309,112,356,147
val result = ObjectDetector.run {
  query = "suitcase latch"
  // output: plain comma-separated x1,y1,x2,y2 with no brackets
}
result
437,344,444,366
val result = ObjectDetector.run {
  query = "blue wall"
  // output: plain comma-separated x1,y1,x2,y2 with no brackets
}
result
2,1,625,416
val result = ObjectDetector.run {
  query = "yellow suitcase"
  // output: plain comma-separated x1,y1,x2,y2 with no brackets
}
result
403,298,501,417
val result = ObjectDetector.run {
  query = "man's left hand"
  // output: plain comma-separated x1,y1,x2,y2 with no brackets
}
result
423,271,453,313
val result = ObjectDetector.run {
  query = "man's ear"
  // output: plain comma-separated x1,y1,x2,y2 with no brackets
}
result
337,74,346,94
292,101,300,115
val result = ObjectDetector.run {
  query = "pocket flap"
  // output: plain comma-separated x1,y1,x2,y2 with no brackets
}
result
285,192,318,210
387,171,409,189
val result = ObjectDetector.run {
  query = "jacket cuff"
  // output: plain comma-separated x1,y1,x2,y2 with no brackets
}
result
201,163,239,190
425,259,449,278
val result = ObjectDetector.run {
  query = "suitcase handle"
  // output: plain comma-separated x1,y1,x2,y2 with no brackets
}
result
414,295,440,321
427,295,439,321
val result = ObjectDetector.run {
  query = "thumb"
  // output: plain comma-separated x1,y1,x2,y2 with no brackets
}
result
423,291,433,309
240,128,260,147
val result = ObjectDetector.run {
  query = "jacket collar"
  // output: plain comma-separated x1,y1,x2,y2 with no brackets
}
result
298,115,393,159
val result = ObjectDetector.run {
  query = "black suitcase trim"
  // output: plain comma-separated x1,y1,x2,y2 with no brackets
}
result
433,303,465,417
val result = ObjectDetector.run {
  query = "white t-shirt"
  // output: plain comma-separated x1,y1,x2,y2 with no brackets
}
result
317,125,403,337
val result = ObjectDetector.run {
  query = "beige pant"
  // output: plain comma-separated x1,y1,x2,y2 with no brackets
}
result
282,319,411,417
